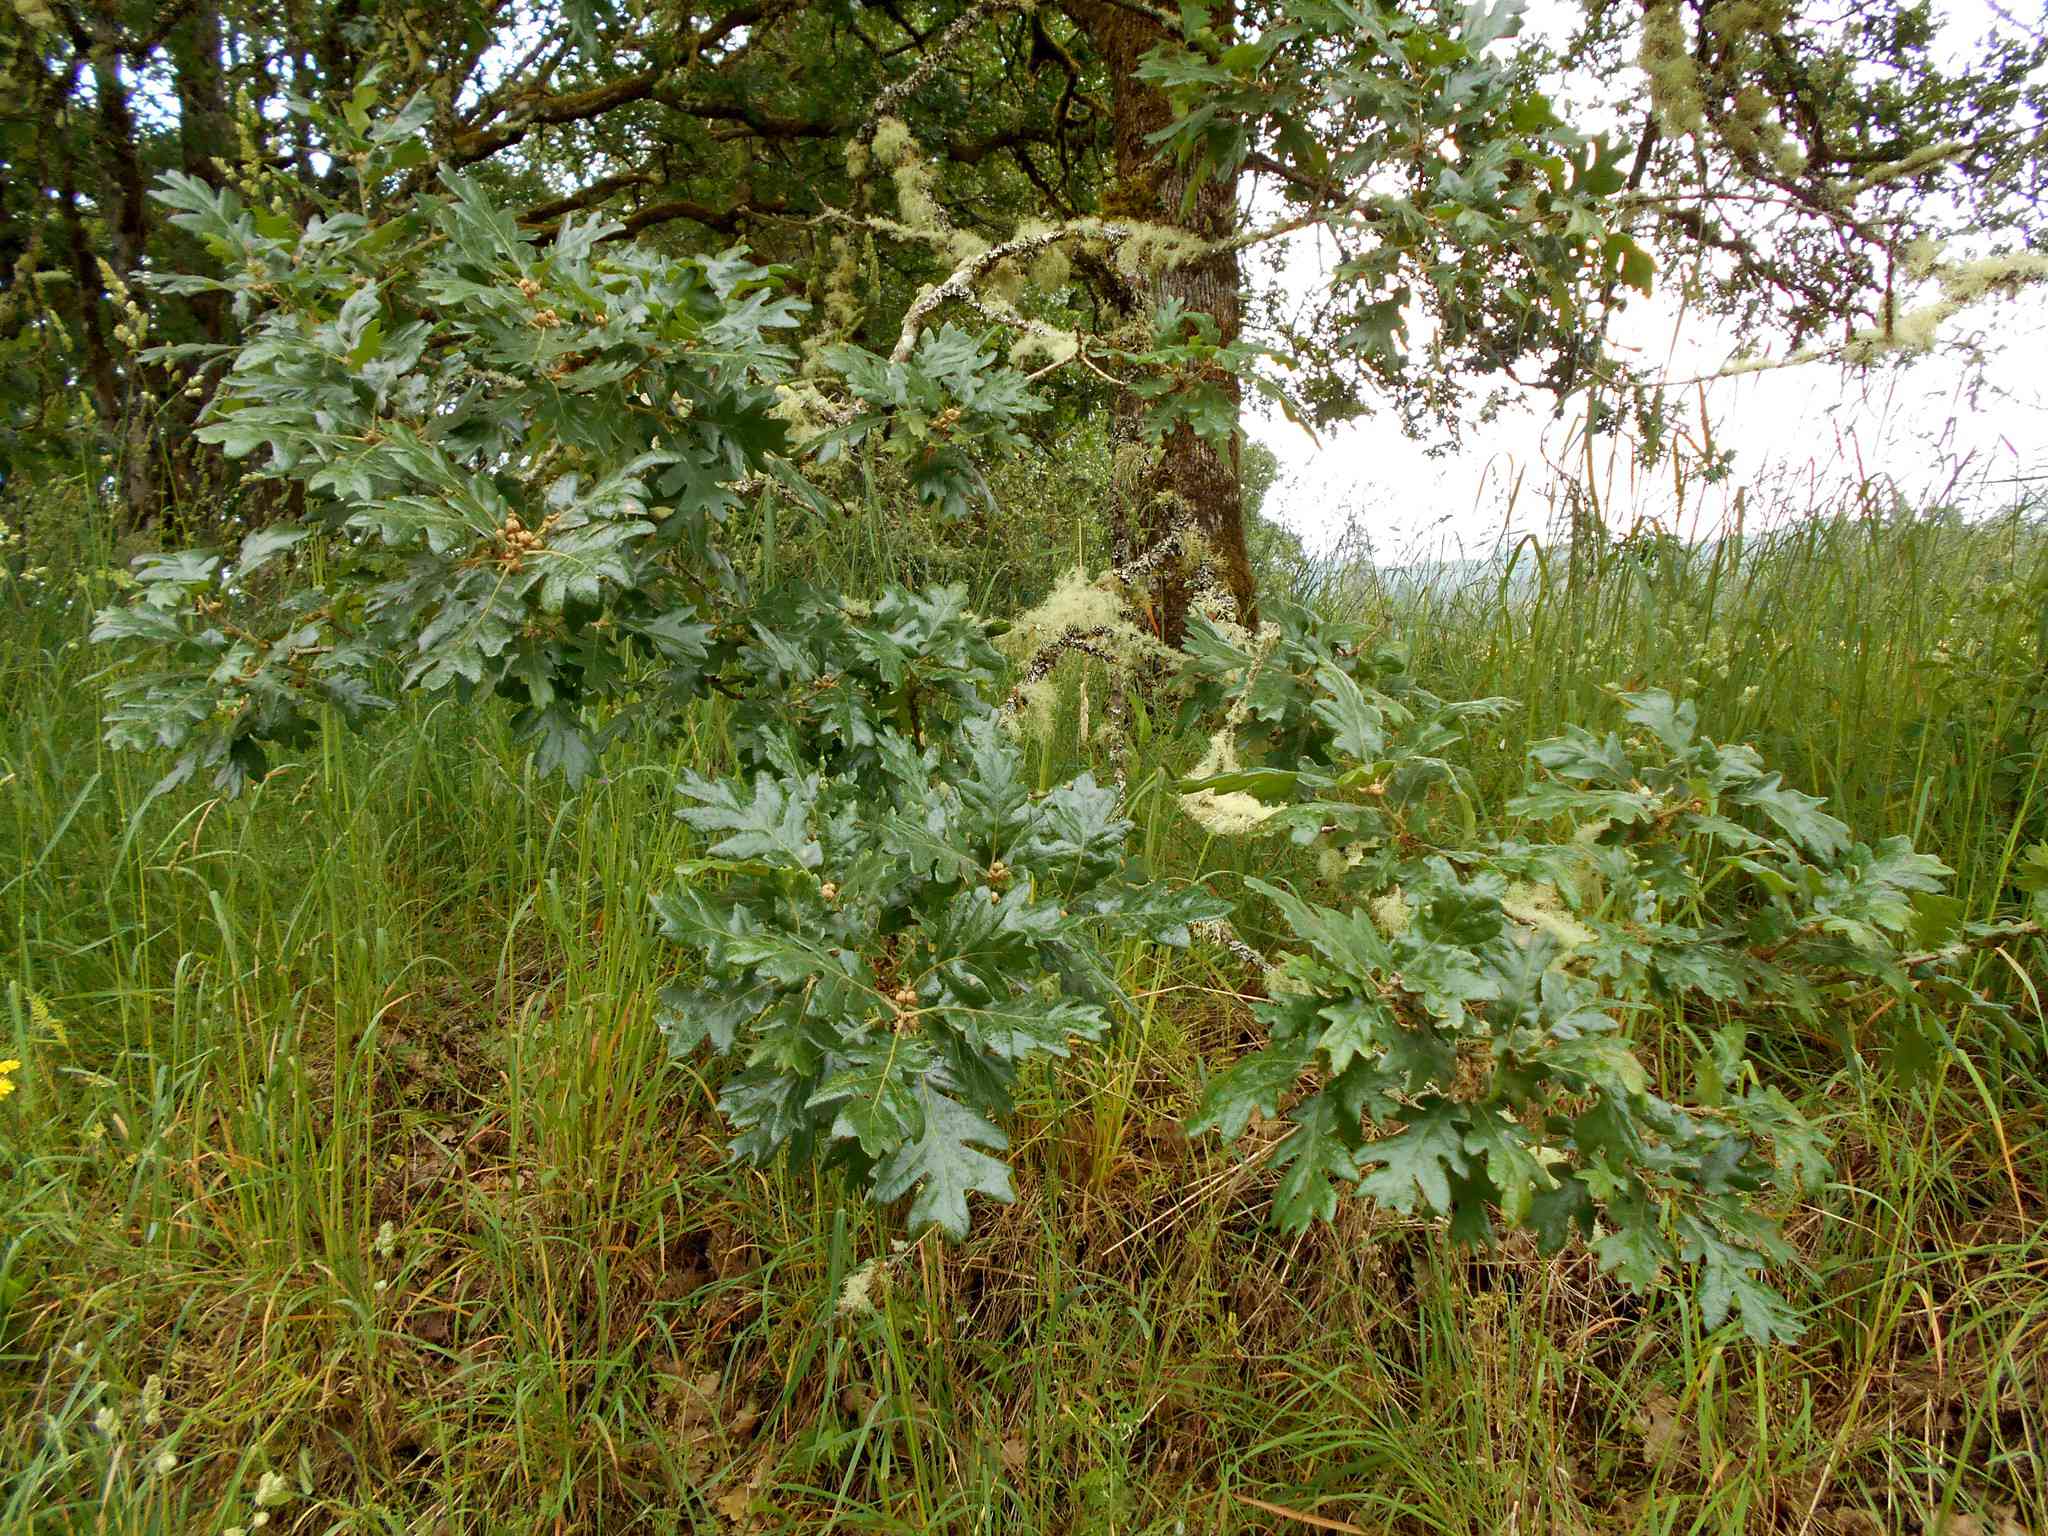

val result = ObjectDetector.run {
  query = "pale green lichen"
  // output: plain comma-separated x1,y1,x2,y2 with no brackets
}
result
1717,244,2048,372
1841,302,1954,362
1701,0,1785,40
892,158,946,236
1843,250,2048,361
1029,240,1071,293
769,382,841,446
1184,728,1236,782
1639,0,1704,137
1370,888,1412,937
1902,237,1945,280
986,258,1027,305
1004,565,1178,685
1008,328,1079,370
1939,251,2048,302
1720,85,1804,175
1845,138,1966,196
994,220,1064,304
869,115,946,238
870,115,991,267
1007,550,1251,766
816,231,863,347
836,1256,889,1317
1010,564,1126,647
871,116,917,169
1501,881,1596,949
1766,130,1807,177
1010,675,1061,743
1114,223,1211,279
1178,727,1281,837
1180,786,1280,836
1314,845,1354,884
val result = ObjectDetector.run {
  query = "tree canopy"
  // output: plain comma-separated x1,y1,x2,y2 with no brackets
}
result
4,0,2044,634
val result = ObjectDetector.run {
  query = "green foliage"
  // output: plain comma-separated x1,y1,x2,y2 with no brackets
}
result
1119,301,1309,446
1180,602,1987,1344
820,327,1049,521
11,5,2048,1524
726,582,1009,776
1135,0,1653,428
91,156,818,791
2018,841,2048,922
656,705,1224,1238
87,148,1218,1246
10,462,2048,1529
1180,598,1511,833
91,541,392,794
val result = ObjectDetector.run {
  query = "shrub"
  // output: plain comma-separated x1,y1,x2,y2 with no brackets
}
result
84,116,1209,1243
1177,601,2001,1342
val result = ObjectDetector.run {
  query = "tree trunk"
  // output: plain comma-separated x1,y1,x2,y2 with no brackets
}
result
1070,0,1257,648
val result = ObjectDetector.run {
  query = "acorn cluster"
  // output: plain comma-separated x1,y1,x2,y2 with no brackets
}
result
495,511,558,568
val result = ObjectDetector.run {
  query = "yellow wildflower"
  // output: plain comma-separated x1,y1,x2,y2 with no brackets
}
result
0,1059,20,1100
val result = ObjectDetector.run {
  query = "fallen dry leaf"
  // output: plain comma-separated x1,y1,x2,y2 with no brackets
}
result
1633,1385,1689,1463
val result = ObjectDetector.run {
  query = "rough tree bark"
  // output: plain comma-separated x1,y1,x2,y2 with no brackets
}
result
1069,0,1258,647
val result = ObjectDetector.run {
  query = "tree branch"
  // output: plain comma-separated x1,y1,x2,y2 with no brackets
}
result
861,0,1025,142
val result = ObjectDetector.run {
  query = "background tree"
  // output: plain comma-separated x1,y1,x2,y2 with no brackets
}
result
1239,436,1310,596
4,0,2042,626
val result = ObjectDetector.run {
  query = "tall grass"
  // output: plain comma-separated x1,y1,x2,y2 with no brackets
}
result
0,468,2041,1533
1293,486,2048,911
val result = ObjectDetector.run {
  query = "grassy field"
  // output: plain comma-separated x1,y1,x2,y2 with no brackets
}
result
1,487,2044,1534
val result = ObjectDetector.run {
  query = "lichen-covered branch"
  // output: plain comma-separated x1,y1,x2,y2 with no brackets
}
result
861,0,1025,143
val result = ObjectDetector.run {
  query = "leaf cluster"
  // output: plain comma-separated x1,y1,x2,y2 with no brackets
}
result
656,705,1223,1239
1180,603,1986,1344
1137,0,1653,428
818,327,1049,521
93,151,810,789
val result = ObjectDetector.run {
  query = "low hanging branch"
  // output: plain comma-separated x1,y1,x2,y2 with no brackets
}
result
1655,247,2048,388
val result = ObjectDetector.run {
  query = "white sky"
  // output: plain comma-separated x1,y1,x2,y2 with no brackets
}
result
1243,0,2048,561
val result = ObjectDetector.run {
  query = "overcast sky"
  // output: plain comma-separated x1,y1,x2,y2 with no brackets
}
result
1243,0,2048,562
